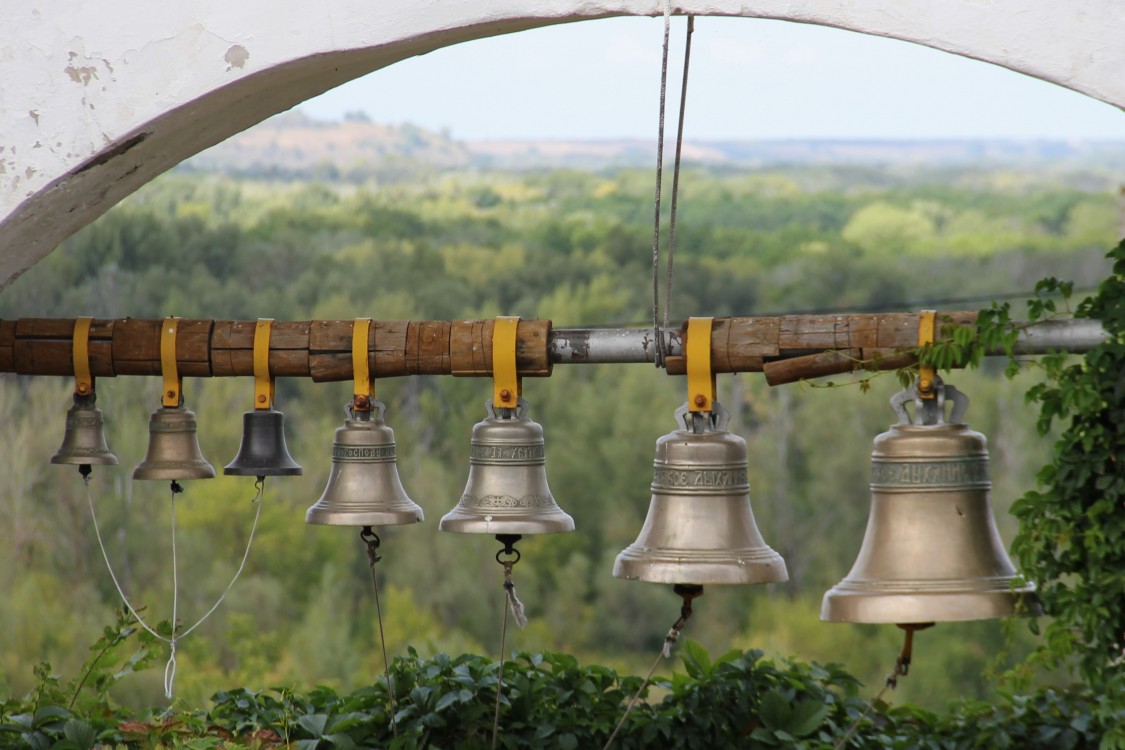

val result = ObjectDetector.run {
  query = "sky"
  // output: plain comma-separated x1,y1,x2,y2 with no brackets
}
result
298,16,1125,142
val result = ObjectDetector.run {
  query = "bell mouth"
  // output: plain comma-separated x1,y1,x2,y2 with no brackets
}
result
820,583,1043,624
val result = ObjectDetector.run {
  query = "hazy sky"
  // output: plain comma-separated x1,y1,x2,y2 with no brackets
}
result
298,16,1125,141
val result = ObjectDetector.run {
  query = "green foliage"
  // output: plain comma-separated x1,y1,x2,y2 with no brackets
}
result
0,608,161,750
4,635,1116,749
1006,241,1125,686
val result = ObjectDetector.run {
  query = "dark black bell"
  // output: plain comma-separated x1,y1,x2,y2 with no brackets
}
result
224,408,303,477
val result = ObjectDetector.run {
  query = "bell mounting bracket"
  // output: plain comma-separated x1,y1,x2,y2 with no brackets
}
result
352,317,374,412
160,317,182,408
71,316,95,400
492,316,522,413
686,317,716,414
916,310,937,400
253,318,275,410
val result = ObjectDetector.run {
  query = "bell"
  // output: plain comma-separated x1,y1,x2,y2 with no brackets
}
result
133,405,215,480
440,399,574,535
224,408,303,477
51,393,118,466
306,402,424,526
821,384,1042,624
613,403,788,586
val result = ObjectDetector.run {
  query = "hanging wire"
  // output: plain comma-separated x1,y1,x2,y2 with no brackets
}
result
650,0,673,368
167,484,180,698
85,472,264,698
650,5,695,367
663,15,694,335
833,624,931,749
602,584,703,750
491,536,526,750
360,526,398,738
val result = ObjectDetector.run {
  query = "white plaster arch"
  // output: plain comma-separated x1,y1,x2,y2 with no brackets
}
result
2,0,1123,289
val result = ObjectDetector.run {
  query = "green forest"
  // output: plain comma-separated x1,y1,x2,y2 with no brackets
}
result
0,152,1121,736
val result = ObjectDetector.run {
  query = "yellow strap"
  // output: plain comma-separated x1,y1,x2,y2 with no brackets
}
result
686,317,716,413
160,317,181,407
352,318,373,409
73,317,94,397
492,316,521,409
918,309,937,399
253,318,274,410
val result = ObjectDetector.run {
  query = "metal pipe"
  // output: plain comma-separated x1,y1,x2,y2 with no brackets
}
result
547,319,1108,365
548,327,683,364
1007,318,1108,354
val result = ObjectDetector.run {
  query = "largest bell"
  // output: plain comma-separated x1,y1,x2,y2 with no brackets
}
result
51,393,118,466
439,399,574,535
306,402,424,526
613,403,788,586
133,405,215,480
821,384,1041,624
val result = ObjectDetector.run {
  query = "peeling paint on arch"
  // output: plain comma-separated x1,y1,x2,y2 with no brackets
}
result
1,0,1124,289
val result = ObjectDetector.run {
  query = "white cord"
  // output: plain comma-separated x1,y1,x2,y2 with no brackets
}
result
85,474,264,698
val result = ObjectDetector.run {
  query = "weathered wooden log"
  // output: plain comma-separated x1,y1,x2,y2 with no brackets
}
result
663,312,976,376
0,317,554,382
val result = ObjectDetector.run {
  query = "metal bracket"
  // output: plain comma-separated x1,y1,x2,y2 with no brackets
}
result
72,316,94,398
253,318,274,410
492,316,521,410
686,317,716,413
917,310,937,400
352,317,373,411
160,317,182,408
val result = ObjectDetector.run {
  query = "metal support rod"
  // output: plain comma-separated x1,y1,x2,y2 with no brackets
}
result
548,327,683,364
547,320,1107,364
0,314,1109,382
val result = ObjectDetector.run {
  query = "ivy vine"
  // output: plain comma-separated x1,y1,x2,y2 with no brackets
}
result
921,242,1125,692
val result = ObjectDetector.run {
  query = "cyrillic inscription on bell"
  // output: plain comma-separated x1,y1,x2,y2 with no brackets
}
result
821,383,1042,624
613,403,788,586
439,399,574,535
306,402,423,527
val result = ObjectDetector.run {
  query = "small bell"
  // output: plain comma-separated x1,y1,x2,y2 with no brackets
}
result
133,405,215,481
306,401,423,526
224,408,302,477
613,402,787,586
821,383,1042,624
51,393,118,467
439,398,574,535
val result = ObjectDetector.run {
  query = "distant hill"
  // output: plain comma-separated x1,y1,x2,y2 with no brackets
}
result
182,108,1125,176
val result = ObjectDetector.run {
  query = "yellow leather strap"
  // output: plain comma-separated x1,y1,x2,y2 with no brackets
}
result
918,309,937,399
160,317,181,407
72,317,94,397
253,318,274,410
352,318,373,410
686,317,716,412
492,316,521,409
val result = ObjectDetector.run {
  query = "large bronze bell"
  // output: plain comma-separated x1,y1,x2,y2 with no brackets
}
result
613,403,788,586
821,383,1041,624
439,399,574,535
133,405,216,480
51,393,118,467
224,408,303,477
306,402,424,526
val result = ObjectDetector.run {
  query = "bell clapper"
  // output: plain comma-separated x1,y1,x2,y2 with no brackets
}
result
603,584,705,750
491,534,526,750
359,525,398,738
833,622,935,750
